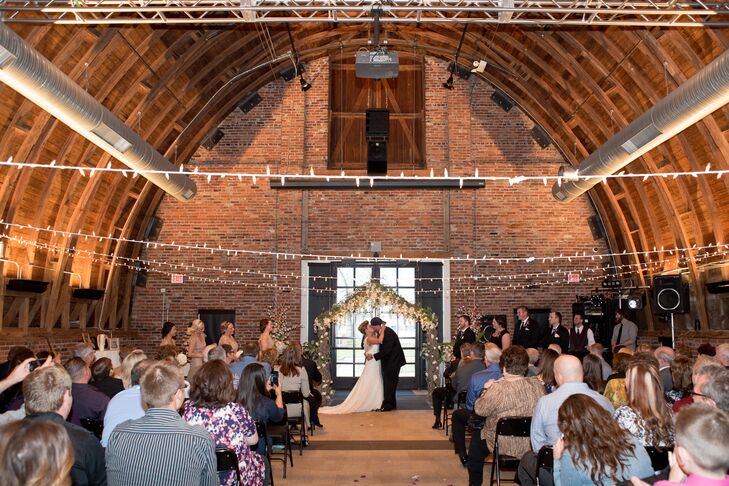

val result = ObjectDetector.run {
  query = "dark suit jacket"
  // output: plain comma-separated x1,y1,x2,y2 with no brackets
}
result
513,317,539,349
451,359,486,394
542,324,570,353
373,327,406,373
453,327,477,360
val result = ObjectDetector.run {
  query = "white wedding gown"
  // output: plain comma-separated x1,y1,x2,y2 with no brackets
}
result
319,341,384,414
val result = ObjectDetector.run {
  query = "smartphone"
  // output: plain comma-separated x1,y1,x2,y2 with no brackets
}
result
28,360,42,372
269,371,279,387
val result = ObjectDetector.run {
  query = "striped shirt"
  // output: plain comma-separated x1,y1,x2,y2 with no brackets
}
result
105,408,217,486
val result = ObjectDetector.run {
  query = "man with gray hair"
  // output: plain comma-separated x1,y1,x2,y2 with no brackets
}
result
206,345,227,362
694,364,729,413
74,343,96,366
716,343,729,369
654,346,675,391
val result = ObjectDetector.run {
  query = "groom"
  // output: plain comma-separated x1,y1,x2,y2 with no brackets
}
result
366,317,406,411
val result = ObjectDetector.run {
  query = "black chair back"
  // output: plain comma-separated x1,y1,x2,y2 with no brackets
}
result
456,390,467,407
215,447,242,485
80,417,103,440
255,421,269,455
281,391,304,405
645,446,672,471
494,416,532,438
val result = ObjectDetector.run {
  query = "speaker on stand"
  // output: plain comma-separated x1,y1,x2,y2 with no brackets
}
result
652,275,690,348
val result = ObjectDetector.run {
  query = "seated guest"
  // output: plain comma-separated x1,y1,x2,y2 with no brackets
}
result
221,344,237,365
553,394,653,486
631,404,729,486
654,346,675,392
156,345,178,363
716,343,729,369
0,356,36,424
665,355,693,406
590,343,613,381
526,348,540,377
432,342,483,429
275,344,311,428
548,344,563,354
259,348,278,370
182,360,264,486
0,418,74,486
302,348,324,428
0,346,32,380
73,343,96,366
693,365,729,413
0,347,34,412
467,346,544,486
91,357,124,398
236,363,285,456
614,362,674,448
518,354,614,486
488,316,511,350
542,311,569,354
231,342,271,388
206,345,226,362
537,348,560,394
64,357,109,426
23,365,106,486
160,321,177,350
604,351,632,409
451,343,503,465
119,350,147,389
102,359,153,447
106,361,217,486
582,353,606,394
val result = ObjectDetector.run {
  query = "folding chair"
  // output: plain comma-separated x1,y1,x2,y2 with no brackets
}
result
254,421,275,486
80,417,103,440
488,416,532,486
215,447,242,485
444,390,467,436
645,446,672,472
282,390,308,456
535,446,553,486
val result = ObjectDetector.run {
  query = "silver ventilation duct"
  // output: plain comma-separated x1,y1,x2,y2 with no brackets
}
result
0,23,196,202
552,48,729,203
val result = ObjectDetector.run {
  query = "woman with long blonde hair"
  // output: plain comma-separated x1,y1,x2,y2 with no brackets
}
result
614,361,674,447
120,350,147,389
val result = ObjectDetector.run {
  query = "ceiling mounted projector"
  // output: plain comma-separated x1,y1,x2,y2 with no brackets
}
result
355,50,399,79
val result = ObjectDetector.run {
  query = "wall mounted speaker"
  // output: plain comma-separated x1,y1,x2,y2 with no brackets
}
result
531,125,552,149
367,140,388,175
133,263,148,288
6,279,49,293
279,63,305,82
448,61,472,80
144,216,163,242
366,109,389,141
491,90,514,112
72,288,105,300
201,129,224,150
238,92,262,113
652,275,689,314
587,215,606,240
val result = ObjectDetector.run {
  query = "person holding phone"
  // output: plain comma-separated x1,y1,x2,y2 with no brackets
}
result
236,364,285,455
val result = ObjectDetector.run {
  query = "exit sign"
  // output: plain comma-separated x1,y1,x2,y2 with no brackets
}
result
171,274,184,284
568,273,581,283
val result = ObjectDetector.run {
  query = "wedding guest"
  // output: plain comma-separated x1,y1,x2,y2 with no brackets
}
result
259,348,278,369
526,348,540,377
716,343,729,369
693,365,729,413
102,359,153,447
258,318,275,353
276,344,311,428
302,347,324,428
206,345,227,362
91,357,124,398
548,344,563,355
672,362,722,413
23,365,106,485
64,357,109,426
231,342,271,388
0,346,32,381
568,313,594,354
697,343,716,357
182,360,264,486
156,345,178,363
537,348,560,394
221,344,238,365
452,315,476,360
630,404,729,486
73,343,96,367
187,319,207,380
106,361,217,486
218,321,239,353
119,350,147,389
0,347,34,412
590,343,613,381
604,351,631,409
542,311,569,354
0,419,74,486
665,355,693,406
432,343,484,429
467,346,544,486
612,309,638,352
518,354,614,486
513,306,539,349
488,316,511,350
582,353,606,394
614,362,674,448
201,343,217,363
553,394,653,486
160,321,177,349
655,346,675,391
236,363,285,456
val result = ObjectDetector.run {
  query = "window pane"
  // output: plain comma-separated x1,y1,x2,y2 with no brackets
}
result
354,364,365,377
404,349,416,362
400,338,417,348
337,267,354,287
400,364,415,377
337,287,352,303
336,349,354,363
335,321,353,337
337,364,354,378
354,351,366,364
399,288,415,304
380,267,397,288
398,267,415,287
335,338,356,348
354,267,372,286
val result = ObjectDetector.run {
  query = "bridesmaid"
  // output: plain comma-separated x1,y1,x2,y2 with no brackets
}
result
218,321,239,353
160,321,177,351
187,319,207,380
488,316,512,350
258,318,275,353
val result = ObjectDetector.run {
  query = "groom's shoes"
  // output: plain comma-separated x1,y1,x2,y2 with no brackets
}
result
432,420,443,429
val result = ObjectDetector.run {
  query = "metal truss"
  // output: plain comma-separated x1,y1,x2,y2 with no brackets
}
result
1,0,728,26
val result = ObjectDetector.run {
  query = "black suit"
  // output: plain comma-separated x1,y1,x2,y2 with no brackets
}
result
373,327,407,411
542,324,570,353
452,327,477,360
513,317,539,349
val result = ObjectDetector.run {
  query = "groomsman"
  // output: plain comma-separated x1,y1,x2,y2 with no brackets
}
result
513,306,539,349
453,315,476,361
542,311,569,353
568,313,595,353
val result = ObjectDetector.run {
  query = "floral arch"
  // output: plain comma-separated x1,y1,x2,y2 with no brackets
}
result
312,281,439,404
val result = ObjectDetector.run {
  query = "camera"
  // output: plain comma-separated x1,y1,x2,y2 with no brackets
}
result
269,371,279,387
28,360,42,372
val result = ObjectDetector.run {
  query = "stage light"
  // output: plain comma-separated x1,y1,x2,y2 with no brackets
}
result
299,76,312,92
442,74,454,90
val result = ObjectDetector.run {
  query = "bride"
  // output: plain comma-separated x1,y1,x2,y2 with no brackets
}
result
319,320,384,414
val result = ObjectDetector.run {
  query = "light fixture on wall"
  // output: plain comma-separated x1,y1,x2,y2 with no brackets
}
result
286,25,312,92
442,74,454,90
299,77,312,92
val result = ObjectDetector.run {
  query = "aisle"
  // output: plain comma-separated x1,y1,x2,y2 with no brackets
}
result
276,409,470,486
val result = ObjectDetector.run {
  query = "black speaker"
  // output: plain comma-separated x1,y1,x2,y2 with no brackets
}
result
491,90,514,112
6,279,49,293
201,129,224,150
144,216,163,242
238,92,262,113
279,63,305,82
531,125,551,149
367,140,388,175
448,61,472,80
366,109,389,140
652,275,689,314
587,215,606,240
72,288,105,300
133,269,148,288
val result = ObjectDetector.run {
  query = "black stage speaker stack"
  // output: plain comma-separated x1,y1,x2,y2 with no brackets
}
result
366,108,389,175
652,275,689,314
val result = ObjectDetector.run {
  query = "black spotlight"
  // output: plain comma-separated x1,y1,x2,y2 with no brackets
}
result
443,74,454,90
299,76,312,92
